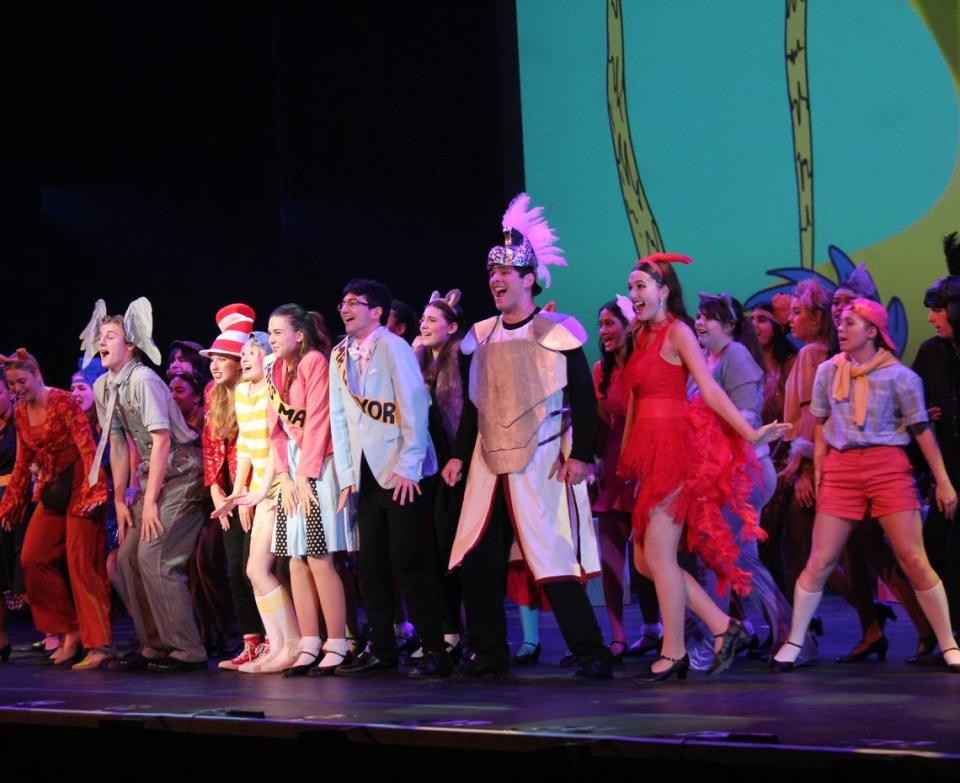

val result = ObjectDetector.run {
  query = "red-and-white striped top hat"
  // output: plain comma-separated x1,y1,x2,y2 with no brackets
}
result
200,303,256,358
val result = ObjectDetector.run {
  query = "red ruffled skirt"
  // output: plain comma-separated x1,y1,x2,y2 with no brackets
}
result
618,396,763,595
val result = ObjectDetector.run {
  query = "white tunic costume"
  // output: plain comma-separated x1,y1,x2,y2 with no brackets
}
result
448,310,600,582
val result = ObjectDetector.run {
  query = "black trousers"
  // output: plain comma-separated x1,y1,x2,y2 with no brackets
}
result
358,458,444,660
924,468,960,630
221,511,262,636
461,477,608,667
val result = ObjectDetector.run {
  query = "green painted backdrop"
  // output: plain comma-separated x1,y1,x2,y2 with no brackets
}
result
516,0,960,361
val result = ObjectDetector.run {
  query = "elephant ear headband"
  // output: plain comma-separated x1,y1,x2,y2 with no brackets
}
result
79,297,162,368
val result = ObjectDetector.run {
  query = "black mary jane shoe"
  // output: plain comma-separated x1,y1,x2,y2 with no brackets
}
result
283,650,321,678
708,618,749,676
635,653,689,683
835,635,888,663
310,648,350,677
942,646,960,673
510,642,541,666
768,641,805,673
0,642,12,662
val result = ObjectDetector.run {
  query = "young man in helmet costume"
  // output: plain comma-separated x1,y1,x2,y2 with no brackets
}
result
443,194,612,679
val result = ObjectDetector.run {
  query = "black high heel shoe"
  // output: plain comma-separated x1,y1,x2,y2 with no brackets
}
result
835,635,888,663
635,653,689,683
708,618,749,676
510,642,541,666
283,649,321,677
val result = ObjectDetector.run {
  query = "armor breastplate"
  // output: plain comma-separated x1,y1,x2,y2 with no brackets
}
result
470,338,567,474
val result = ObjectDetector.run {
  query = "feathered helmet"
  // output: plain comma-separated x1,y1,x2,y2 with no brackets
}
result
486,193,566,296
78,297,162,368
923,232,960,330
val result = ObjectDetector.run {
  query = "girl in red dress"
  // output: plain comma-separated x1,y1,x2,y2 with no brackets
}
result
619,256,788,681
0,350,111,670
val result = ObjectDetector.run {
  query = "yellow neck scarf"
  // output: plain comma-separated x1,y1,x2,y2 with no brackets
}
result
831,348,898,427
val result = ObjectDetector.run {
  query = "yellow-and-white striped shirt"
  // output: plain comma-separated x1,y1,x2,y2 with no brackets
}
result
235,380,279,497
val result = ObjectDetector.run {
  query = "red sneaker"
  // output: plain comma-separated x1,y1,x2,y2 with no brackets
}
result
218,636,262,671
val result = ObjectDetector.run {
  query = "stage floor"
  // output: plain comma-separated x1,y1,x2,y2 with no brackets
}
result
1,595,959,769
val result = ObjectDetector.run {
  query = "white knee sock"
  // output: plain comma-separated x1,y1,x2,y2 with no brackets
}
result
913,581,960,665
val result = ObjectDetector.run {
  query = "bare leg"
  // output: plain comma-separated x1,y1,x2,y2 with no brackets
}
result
289,557,320,666
308,554,348,666
773,513,855,664
640,504,728,674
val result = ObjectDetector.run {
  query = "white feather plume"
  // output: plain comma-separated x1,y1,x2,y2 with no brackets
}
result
501,192,567,288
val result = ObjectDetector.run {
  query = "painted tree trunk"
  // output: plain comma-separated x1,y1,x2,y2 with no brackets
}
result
607,0,663,256
786,0,814,269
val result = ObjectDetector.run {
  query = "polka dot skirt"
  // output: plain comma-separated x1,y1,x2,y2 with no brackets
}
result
274,478,329,558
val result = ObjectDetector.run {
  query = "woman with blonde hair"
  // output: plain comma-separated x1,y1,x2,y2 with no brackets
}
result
0,349,112,669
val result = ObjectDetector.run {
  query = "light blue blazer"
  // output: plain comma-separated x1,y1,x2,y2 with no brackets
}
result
329,326,437,490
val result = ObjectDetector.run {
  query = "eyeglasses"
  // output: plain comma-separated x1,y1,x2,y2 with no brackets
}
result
337,298,371,311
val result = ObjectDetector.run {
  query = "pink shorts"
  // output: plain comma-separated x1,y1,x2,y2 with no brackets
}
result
818,446,920,520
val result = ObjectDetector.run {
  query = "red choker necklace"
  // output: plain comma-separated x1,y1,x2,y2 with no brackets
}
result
649,315,674,332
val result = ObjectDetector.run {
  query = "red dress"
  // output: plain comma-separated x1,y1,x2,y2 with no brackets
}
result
618,322,761,595
591,361,635,514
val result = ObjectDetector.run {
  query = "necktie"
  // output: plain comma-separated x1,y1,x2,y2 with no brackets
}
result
88,381,118,486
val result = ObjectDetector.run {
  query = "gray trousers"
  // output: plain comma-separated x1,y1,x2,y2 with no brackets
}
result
118,446,207,661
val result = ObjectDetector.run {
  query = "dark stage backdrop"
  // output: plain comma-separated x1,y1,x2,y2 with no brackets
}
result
1,2,523,387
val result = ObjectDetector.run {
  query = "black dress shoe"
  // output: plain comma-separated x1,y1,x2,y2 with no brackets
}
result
459,655,509,678
334,650,398,676
574,657,613,680
147,657,209,673
118,652,153,671
412,648,453,678
0,642,12,662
